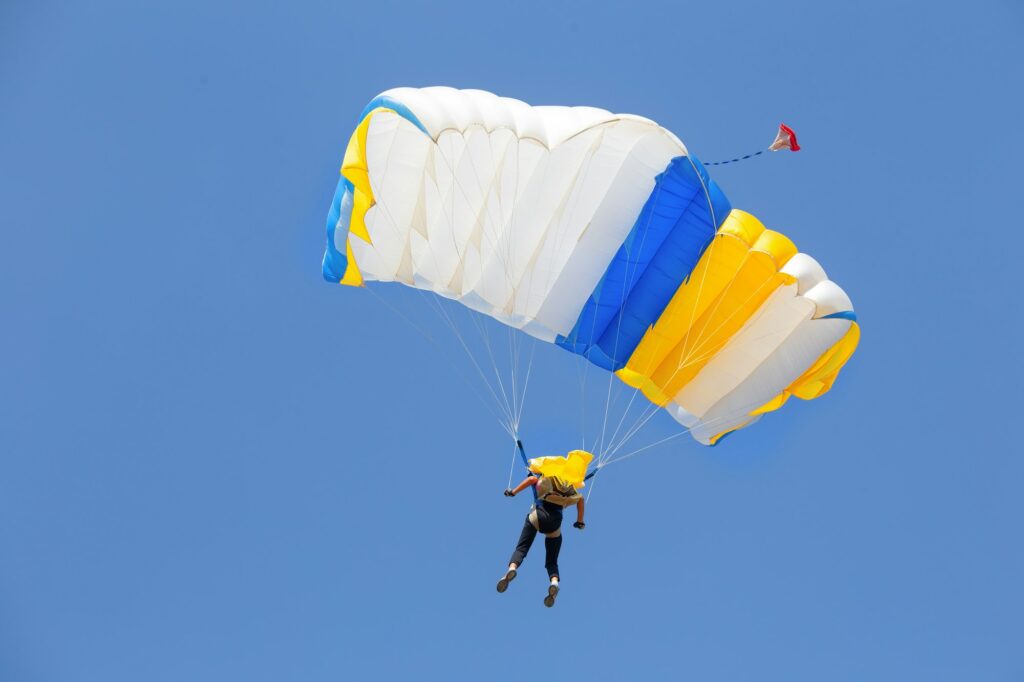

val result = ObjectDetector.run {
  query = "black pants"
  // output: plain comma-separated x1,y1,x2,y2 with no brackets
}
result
508,504,563,579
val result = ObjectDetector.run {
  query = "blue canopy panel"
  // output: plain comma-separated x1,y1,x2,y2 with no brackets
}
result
556,156,731,370
322,176,354,281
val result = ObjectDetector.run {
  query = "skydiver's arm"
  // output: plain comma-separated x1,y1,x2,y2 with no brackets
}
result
506,476,538,497
575,497,585,527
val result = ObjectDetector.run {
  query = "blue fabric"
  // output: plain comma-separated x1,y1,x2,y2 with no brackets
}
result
322,177,354,281
822,310,857,322
556,156,732,370
357,95,429,136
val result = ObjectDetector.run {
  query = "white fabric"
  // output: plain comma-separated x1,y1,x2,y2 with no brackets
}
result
683,316,851,444
669,255,855,443
352,88,686,341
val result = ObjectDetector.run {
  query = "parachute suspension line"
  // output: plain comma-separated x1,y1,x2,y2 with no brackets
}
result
448,120,529,439
504,140,524,436
597,154,722,467
596,165,711,466
434,139,519,435
535,135,603,450
496,136,536,440
431,302,500,418
574,353,589,452
603,404,745,466
507,129,602,444
680,278,784,370
601,370,655,467
572,140,637,455
386,142,519,437
599,171,714,463
571,143,636,454
379,194,513,439
602,273,781,463
507,438,520,489
424,293,515,437
584,465,601,506
419,132,535,447
366,286,514,438
606,306,786,462
505,326,532,438
364,285,437,344
445,130,539,441
466,308,516,432
607,429,689,465
513,337,537,436
595,177,667,462
625,267,783,448
601,399,768,465
602,402,659,465
675,155,722,369
476,317,519,438
507,329,532,437
507,326,518,434
602,314,807,461
513,332,523,432
603,402,656,465
674,239,754,381
377,113,589,450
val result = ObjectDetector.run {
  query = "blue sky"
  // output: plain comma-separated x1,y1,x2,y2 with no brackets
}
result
2,1,1022,680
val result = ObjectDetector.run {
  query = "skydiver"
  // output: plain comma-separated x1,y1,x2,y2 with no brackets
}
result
496,472,585,608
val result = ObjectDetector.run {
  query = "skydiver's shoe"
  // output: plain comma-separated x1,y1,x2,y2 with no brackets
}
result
496,569,517,593
543,583,559,607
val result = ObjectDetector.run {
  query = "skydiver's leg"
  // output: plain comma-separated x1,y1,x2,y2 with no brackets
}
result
543,532,562,580
499,516,537,593
509,517,538,569
542,531,562,607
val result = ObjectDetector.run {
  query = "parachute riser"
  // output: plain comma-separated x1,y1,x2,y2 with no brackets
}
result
515,440,539,502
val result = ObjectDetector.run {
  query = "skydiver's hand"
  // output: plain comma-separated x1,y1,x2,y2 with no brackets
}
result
573,521,585,530
504,488,515,497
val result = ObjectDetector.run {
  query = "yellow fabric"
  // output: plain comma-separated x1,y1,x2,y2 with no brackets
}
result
750,228,799,270
528,450,595,488
339,240,364,286
348,183,374,244
616,210,797,406
617,210,765,403
751,392,790,415
709,322,861,443
335,108,395,286
787,321,861,400
340,109,379,212
650,240,795,399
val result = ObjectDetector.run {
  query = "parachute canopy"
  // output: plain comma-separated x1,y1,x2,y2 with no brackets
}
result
324,87,858,445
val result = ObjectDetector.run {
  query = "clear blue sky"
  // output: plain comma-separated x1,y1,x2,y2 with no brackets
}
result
2,1,1022,680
